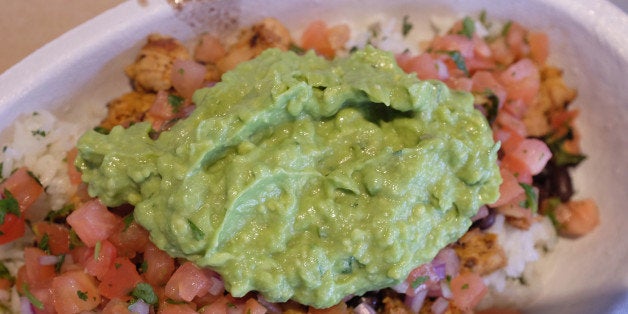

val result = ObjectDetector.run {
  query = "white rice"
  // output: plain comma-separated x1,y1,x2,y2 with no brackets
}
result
479,214,558,310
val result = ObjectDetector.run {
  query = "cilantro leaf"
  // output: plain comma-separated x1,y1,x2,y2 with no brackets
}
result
168,94,185,113
519,183,538,213
0,189,20,224
459,16,475,39
411,275,429,288
132,282,158,305
402,15,413,37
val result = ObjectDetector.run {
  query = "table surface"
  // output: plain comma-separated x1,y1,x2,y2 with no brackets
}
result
1,0,626,75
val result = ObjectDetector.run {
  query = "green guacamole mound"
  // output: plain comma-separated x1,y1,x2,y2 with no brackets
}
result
76,47,501,308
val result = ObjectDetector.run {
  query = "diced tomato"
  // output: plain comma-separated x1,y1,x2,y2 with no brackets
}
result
471,71,506,107
0,277,11,291
70,246,92,268
399,53,442,80
108,219,150,258
489,37,515,66
0,213,25,245
0,167,44,213
85,240,117,281
508,138,552,175
446,77,473,91
301,20,335,59
431,34,475,59
498,58,540,106
500,154,533,184
449,272,488,312
23,247,56,289
159,302,198,314
66,199,121,247
51,270,101,314
143,242,176,287
66,148,83,185
29,285,55,314
194,33,227,63
102,298,132,314
502,99,527,119
32,221,71,255
554,199,600,237
171,59,207,99
244,298,268,314
165,262,212,302
98,257,143,300
491,167,525,208
528,32,549,65
495,110,527,137
504,22,530,59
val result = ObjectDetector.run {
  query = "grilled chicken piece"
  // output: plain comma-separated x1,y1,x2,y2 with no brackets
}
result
125,34,191,92
100,91,156,129
216,17,292,73
453,228,507,276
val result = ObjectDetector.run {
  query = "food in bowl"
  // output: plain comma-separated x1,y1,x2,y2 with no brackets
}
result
0,8,599,314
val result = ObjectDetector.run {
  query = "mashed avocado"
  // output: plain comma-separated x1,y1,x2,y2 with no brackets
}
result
76,47,500,308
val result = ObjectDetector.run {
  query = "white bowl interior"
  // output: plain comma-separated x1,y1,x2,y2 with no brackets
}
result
0,0,626,313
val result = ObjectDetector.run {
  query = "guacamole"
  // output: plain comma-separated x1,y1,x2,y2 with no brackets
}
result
76,47,501,308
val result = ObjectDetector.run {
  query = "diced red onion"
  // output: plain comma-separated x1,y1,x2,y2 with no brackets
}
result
431,247,460,279
432,263,447,280
257,295,283,314
431,297,450,314
207,276,224,296
39,255,60,266
436,59,450,80
391,280,409,294
440,281,453,299
471,205,489,222
354,302,377,314
128,299,150,314
404,288,428,313
20,297,35,314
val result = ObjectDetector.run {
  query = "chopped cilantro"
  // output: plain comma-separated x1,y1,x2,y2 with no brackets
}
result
438,50,469,76
38,233,51,254
462,283,470,290
501,20,513,36
31,129,47,137
55,254,66,273
289,43,306,54
188,219,205,240
46,203,74,222
132,282,158,305
411,275,429,288
93,126,110,135
459,16,475,39
140,261,148,273
479,10,490,28
77,290,88,301
94,241,102,260
22,283,45,309
519,182,538,213
0,189,20,224
27,170,43,186
402,15,413,37
0,262,14,283
123,214,134,231
542,197,563,230
167,94,185,113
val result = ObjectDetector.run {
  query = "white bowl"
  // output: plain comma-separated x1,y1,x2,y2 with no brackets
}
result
0,0,626,313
